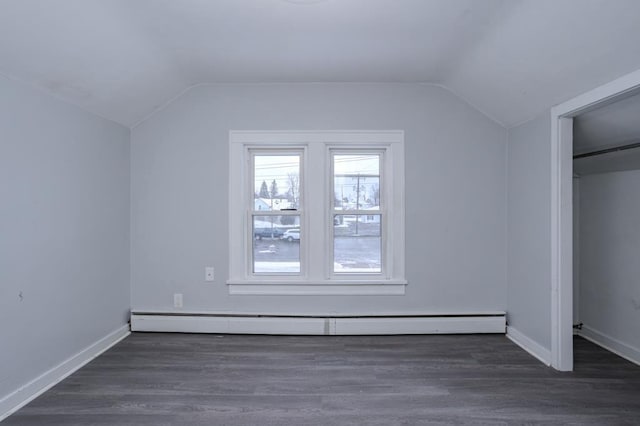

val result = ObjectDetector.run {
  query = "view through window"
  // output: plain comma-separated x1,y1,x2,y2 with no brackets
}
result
251,153,301,274
250,151,384,275
332,153,382,273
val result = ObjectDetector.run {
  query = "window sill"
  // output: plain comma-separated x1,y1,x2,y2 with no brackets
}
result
226,280,407,296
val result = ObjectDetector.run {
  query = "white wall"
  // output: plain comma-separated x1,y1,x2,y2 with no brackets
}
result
131,83,507,315
506,113,552,353
577,170,640,361
573,178,581,325
0,76,130,402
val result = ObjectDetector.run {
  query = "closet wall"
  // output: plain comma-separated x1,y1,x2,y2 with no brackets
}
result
575,168,640,364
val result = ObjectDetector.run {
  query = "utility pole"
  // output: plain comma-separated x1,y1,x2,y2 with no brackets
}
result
355,174,360,236
270,194,274,238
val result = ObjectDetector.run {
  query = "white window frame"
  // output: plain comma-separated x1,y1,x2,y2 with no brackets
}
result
249,148,305,277
228,131,406,296
329,149,386,279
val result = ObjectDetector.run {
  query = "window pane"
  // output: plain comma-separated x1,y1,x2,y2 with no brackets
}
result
333,214,381,273
254,154,300,211
333,154,380,210
253,216,300,274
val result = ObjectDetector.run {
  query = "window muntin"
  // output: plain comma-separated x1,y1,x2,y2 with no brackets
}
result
250,152,302,275
331,152,383,275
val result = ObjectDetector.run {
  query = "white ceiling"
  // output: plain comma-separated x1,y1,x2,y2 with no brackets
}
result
1,0,640,128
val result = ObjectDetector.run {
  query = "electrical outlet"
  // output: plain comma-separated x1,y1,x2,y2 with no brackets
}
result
173,293,183,308
205,267,214,282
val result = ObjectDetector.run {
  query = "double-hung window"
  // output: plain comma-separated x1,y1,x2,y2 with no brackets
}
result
331,152,383,275
250,150,303,275
228,131,406,295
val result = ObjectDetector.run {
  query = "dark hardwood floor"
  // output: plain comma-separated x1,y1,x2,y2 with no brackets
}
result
4,333,640,425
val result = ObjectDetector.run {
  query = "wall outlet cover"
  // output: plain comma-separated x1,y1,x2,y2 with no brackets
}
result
205,267,214,282
173,293,183,308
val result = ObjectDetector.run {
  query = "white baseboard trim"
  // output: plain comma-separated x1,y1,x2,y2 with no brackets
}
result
579,325,640,366
506,326,552,366
0,324,130,422
131,313,506,335
334,316,505,335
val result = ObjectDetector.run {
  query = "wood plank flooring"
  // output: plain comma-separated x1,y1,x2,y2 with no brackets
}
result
4,334,640,425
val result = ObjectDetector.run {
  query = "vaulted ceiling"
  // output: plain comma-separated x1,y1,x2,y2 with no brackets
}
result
1,0,639,128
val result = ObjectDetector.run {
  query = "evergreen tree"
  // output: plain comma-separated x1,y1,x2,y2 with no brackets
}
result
270,179,279,199
259,180,269,198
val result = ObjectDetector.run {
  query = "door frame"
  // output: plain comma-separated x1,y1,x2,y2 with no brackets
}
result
550,69,640,371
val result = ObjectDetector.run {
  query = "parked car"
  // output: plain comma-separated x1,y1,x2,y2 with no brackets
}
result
254,227,284,240
281,228,300,242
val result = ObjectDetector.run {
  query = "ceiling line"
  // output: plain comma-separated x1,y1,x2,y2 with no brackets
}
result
131,81,510,130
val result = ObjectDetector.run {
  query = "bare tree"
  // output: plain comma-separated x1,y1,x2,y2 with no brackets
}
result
286,172,299,208
371,183,380,206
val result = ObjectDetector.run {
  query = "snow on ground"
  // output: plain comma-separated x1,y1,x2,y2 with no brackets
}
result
254,262,380,273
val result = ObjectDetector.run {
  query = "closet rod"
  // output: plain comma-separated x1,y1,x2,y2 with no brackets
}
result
574,141,640,160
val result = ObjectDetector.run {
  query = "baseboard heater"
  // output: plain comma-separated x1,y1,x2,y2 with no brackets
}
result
130,311,506,335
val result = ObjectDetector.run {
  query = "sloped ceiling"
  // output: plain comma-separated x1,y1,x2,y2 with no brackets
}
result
1,0,639,128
